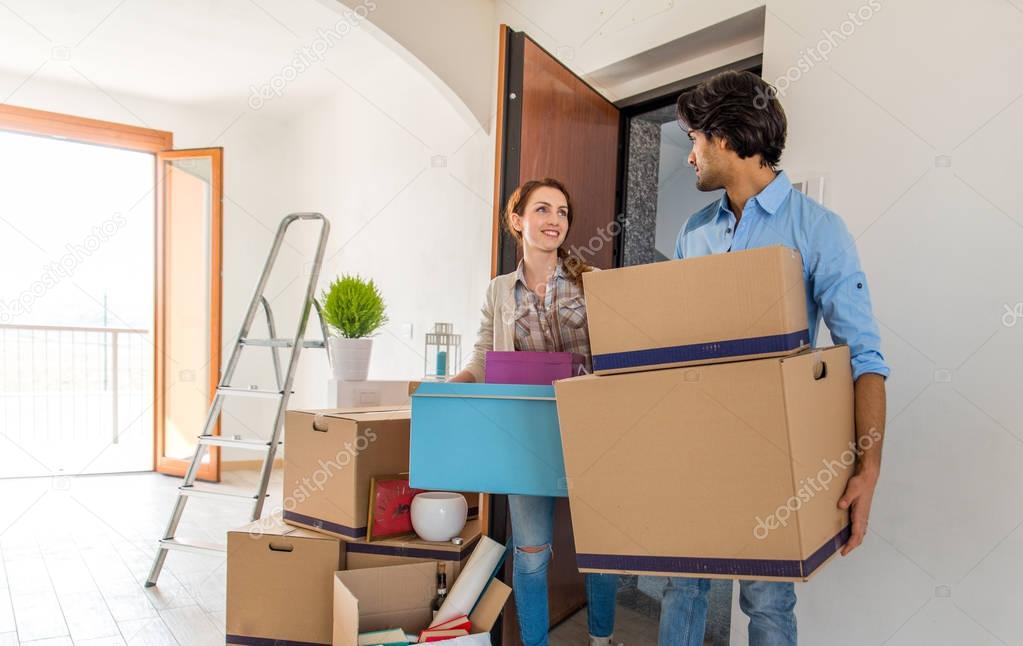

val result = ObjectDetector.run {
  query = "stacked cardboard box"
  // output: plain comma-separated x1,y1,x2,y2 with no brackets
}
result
583,245,810,374
554,245,856,582
226,404,499,645
281,406,414,539
226,515,346,645
327,378,413,408
346,518,483,579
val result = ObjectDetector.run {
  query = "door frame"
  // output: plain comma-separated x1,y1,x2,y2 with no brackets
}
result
0,104,224,480
154,148,224,481
0,103,173,152
0,104,176,474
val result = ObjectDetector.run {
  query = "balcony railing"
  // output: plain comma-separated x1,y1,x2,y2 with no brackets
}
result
0,323,151,475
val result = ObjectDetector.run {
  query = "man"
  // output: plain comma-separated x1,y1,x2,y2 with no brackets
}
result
659,70,889,646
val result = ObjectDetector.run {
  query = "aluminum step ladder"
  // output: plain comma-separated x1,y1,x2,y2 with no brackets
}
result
145,212,330,587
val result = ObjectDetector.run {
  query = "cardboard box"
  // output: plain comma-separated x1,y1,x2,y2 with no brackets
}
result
346,519,483,580
583,245,810,374
328,379,412,408
226,515,346,646
333,561,510,646
283,406,411,540
554,346,855,581
410,382,568,497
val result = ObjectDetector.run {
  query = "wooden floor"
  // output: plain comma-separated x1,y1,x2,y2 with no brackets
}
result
0,471,662,646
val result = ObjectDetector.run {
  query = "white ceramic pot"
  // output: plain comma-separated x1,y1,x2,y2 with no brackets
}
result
328,336,373,381
410,492,468,542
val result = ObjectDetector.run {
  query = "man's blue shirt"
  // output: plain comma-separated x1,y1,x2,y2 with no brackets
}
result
674,171,889,380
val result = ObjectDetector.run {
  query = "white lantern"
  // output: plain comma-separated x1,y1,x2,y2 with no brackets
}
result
424,322,460,381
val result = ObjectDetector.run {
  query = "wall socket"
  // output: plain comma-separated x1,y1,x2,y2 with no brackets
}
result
401,323,414,340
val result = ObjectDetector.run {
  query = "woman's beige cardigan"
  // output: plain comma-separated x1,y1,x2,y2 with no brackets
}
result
463,272,519,383
462,267,596,382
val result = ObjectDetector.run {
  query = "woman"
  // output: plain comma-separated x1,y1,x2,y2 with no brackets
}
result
451,178,618,646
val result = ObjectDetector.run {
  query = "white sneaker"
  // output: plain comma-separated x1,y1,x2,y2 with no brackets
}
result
589,636,622,646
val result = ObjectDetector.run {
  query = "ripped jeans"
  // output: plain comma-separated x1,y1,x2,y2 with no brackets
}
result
508,494,618,646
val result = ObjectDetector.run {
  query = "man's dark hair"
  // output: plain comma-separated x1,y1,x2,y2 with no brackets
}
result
676,70,787,169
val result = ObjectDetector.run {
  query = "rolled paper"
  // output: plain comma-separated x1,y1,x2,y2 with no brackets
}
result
430,535,505,627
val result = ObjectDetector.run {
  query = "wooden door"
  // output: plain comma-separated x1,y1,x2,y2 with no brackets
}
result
154,148,223,481
493,27,621,276
489,25,622,645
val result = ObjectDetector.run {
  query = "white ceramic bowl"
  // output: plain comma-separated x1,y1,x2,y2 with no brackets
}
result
411,492,468,542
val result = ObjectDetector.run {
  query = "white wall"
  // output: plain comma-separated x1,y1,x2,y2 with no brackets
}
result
270,39,495,413
339,0,498,130
725,2,1023,644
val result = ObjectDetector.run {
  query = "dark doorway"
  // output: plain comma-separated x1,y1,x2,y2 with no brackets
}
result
614,62,762,268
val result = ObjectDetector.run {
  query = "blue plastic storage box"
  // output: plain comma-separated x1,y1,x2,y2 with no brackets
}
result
410,382,567,497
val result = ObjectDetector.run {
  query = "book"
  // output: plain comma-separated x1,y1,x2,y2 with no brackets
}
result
358,627,408,645
418,627,470,642
426,615,471,632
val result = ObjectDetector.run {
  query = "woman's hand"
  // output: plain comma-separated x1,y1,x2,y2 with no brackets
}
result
448,370,476,383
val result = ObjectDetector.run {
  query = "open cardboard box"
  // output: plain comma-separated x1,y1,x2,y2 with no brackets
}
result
332,561,510,646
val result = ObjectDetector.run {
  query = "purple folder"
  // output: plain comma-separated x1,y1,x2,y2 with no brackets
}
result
485,351,587,385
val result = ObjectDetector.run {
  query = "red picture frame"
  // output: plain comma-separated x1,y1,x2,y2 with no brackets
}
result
366,473,424,542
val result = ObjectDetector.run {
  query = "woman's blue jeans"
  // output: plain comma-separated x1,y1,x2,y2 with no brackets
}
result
508,494,618,646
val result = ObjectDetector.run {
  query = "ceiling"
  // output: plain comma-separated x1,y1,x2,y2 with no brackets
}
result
0,0,389,115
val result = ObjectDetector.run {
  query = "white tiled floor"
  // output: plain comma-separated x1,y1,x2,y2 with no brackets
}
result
0,470,268,646
0,471,659,645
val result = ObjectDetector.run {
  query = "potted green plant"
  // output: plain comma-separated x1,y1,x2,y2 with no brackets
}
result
320,274,388,381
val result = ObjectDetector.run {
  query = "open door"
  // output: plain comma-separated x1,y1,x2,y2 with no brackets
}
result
489,26,622,645
492,26,621,275
154,148,223,482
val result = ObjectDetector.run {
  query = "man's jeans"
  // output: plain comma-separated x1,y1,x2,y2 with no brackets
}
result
509,494,618,646
659,577,796,646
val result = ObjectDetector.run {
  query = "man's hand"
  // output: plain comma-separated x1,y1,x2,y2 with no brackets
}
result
839,372,887,556
838,465,879,556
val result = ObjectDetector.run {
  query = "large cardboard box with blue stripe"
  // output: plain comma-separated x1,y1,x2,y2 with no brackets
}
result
583,245,809,375
553,345,856,581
